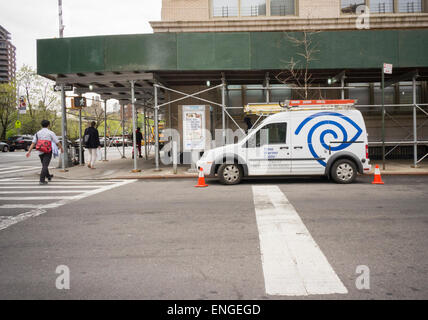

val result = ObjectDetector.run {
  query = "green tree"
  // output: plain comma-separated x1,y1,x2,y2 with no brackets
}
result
0,81,17,140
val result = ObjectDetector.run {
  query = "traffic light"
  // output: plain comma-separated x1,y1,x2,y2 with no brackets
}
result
71,97,87,109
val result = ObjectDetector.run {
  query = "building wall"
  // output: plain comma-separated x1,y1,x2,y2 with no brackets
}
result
153,0,428,32
0,25,16,83
162,0,210,21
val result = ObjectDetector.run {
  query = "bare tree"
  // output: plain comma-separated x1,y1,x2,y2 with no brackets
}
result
84,98,105,129
275,31,323,100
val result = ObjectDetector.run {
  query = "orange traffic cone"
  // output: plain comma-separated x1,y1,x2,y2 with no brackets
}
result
372,165,384,185
195,167,208,188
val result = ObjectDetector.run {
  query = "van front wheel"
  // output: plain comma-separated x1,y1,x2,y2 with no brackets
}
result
218,163,243,185
331,159,357,184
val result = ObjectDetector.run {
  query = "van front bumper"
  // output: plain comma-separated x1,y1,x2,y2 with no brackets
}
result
196,160,215,178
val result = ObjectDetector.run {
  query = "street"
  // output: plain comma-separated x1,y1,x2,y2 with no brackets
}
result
0,174,427,299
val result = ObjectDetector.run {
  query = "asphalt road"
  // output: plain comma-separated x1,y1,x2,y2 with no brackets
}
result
0,175,427,300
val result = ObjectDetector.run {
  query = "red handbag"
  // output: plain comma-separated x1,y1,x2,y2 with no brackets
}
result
35,134,52,153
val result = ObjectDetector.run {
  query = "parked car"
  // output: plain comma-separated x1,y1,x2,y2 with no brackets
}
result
197,99,371,185
7,135,33,151
1,141,9,152
111,136,129,146
99,137,110,147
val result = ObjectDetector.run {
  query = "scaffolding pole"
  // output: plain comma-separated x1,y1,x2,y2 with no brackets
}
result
144,106,148,160
154,84,160,171
79,108,83,165
121,104,126,159
222,77,226,145
413,75,418,168
103,99,108,161
381,66,386,170
131,80,140,172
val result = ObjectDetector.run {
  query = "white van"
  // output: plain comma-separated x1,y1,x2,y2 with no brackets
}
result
197,100,371,185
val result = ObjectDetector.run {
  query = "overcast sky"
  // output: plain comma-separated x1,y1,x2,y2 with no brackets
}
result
0,0,162,69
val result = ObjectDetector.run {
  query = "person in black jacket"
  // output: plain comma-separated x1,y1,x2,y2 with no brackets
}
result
136,127,143,158
84,121,101,169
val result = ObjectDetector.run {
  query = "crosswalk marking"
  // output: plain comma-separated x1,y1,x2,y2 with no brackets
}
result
0,181,116,185
0,204,63,209
0,167,40,174
0,179,136,231
0,185,111,189
0,196,77,200
252,185,348,296
0,190,83,194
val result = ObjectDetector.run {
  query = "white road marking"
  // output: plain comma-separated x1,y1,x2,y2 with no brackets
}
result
252,185,348,296
0,185,109,189
0,179,136,231
0,204,62,209
0,190,83,194
0,209,46,231
0,167,40,174
0,166,21,171
0,181,115,185
0,196,76,200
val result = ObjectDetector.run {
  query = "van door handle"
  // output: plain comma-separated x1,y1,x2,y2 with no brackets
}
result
294,146,303,149
280,147,289,150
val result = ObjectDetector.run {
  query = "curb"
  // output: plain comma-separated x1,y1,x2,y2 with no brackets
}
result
50,174,198,181
50,172,428,180
112,175,197,180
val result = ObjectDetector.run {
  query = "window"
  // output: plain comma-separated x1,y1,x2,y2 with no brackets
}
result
212,0,238,17
399,82,421,104
370,0,394,13
341,0,366,14
240,0,266,16
271,0,295,16
374,83,395,105
254,123,287,146
270,84,292,102
246,85,264,103
348,83,370,105
398,0,422,13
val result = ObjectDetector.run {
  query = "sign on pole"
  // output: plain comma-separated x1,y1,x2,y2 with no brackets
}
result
15,120,21,129
182,105,206,151
18,96,27,114
71,97,87,109
383,63,393,75
54,84,73,92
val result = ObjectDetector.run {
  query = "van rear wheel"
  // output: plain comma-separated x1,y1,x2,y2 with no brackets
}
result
218,163,243,185
331,159,357,184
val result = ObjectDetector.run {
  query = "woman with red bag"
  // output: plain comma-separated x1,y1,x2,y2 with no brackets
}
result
26,120,64,185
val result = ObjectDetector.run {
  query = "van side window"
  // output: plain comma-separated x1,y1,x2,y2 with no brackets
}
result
247,123,287,147
261,123,287,145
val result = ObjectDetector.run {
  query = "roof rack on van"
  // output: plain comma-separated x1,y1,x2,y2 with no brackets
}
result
244,100,357,115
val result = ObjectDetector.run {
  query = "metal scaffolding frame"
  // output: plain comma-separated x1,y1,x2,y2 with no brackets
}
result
231,75,427,168
152,81,246,170
55,69,427,172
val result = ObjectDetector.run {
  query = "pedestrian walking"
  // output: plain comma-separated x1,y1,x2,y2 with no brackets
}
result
84,121,101,169
26,120,64,185
136,127,143,158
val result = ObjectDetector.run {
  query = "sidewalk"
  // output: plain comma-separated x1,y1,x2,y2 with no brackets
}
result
52,156,199,180
50,157,428,180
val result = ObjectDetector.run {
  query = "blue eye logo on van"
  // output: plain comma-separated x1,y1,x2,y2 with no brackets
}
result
294,112,363,167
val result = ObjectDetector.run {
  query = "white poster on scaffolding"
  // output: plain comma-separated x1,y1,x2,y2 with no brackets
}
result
183,105,206,151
